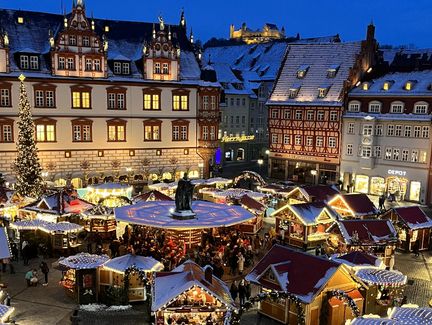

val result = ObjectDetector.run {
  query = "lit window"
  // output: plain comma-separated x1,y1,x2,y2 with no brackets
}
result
173,94,188,111
362,83,369,91
107,122,126,142
17,17,24,24
35,122,56,142
297,65,309,78
318,87,328,98
411,149,419,162
144,122,161,141
383,81,393,91
405,81,414,91
72,90,91,109
420,150,427,163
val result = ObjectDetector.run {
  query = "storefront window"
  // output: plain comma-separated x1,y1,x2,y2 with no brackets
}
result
370,177,385,195
355,175,369,193
409,181,421,201
387,177,407,201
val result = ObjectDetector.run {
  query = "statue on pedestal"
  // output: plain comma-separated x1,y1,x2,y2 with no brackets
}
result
173,173,195,219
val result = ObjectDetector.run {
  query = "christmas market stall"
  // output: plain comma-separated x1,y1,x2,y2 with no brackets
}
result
326,220,398,266
99,254,164,302
331,251,386,271
57,252,109,304
81,183,133,207
349,306,432,324
273,201,337,249
11,219,83,253
80,205,117,239
283,185,340,205
0,227,11,261
152,260,236,325
114,200,254,249
132,190,173,204
202,188,267,204
19,190,94,223
0,187,33,223
355,268,407,315
147,182,178,198
327,194,380,219
235,195,264,234
381,206,432,252
245,244,364,325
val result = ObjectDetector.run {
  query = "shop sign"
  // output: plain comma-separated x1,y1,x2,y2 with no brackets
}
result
221,135,255,143
387,169,407,176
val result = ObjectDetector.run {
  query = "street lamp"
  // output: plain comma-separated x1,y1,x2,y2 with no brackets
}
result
265,150,270,155
311,169,317,184
257,158,264,175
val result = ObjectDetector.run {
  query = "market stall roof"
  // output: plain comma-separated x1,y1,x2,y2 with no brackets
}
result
239,195,266,212
287,185,340,203
81,205,115,217
204,177,233,185
392,206,432,230
103,254,164,273
332,252,385,269
11,220,83,233
355,268,407,287
246,244,342,303
350,317,397,324
87,183,132,191
147,182,178,191
58,253,110,270
258,184,285,194
114,200,255,230
0,304,14,323
0,228,11,260
328,194,380,217
132,190,173,204
331,219,398,246
388,306,432,323
273,201,337,226
152,260,235,311
211,188,267,200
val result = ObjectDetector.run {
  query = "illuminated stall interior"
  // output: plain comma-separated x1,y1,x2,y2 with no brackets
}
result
381,206,432,252
328,194,379,219
152,260,235,325
327,219,398,266
82,183,133,207
99,254,163,302
273,201,336,249
80,205,117,239
0,187,33,222
235,195,265,234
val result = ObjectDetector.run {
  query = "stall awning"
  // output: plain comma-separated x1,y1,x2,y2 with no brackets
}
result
355,268,407,287
58,252,109,270
0,304,14,322
0,228,11,260
103,254,164,273
11,220,83,234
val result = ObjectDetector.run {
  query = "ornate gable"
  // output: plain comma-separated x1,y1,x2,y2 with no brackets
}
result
143,18,180,81
51,0,107,78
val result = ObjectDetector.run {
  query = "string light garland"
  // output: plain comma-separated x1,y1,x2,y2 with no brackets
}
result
14,74,44,198
327,290,360,317
123,264,152,302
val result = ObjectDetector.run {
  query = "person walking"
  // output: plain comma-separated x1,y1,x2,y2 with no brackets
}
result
40,261,49,286
245,280,251,302
230,281,238,302
237,252,245,275
238,279,246,306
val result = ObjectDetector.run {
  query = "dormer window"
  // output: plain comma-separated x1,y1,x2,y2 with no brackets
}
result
318,87,328,98
348,101,360,112
327,65,340,78
20,55,39,70
112,62,130,75
414,102,428,114
289,87,299,99
390,101,404,114
362,82,370,91
20,56,29,69
405,80,416,91
297,65,309,79
104,26,110,33
383,81,393,91
154,62,161,74
368,101,381,113
17,17,24,24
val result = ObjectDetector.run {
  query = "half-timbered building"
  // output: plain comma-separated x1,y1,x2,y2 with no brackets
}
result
267,25,377,184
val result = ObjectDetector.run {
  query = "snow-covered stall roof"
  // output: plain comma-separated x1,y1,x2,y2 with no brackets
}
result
147,182,178,191
58,253,109,270
0,227,11,260
329,193,379,217
132,190,173,204
331,251,385,270
388,306,432,324
211,188,267,200
355,268,407,287
115,200,254,230
0,304,14,322
103,254,163,273
246,244,341,303
268,42,362,106
11,220,83,233
152,260,235,311
392,206,432,230
286,185,340,203
273,201,336,226
350,317,397,324
239,195,266,212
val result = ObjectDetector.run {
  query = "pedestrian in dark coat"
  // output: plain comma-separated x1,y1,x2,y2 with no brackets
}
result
238,280,246,306
230,281,238,301
245,280,251,301
40,261,49,285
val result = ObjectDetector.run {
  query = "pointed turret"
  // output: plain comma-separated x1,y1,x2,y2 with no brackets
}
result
179,8,186,30
152,23,156,39
76,0,84,8
189,27,194,44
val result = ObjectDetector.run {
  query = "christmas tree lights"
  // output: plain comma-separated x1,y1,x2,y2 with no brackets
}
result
14,74,44,198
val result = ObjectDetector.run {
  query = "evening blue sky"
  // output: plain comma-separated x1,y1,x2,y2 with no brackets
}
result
2,0,431,48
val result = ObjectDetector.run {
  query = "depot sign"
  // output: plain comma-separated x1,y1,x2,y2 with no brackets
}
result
387,169,407,177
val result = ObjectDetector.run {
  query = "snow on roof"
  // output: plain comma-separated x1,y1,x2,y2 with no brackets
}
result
0,9,202,82
332,251,385,269
103,254,163,273
58,252,109,270
11,219,83,233
273,201,336,226
382,48,432,65
269,42,362,106
132,190,173,204
335,220,398,246
355,268,407,287
393,206,432,230
152,260,235,311
330,194,379,216
287,185,340,202
344,111,432,122
246,244,341,303
0,304,14,322
350,70,432,97
0,228,11,260
114,200,255,230
87,183,131,190
212,188,267,200
350,317,397,324
388,306,432,324
239,194,266,212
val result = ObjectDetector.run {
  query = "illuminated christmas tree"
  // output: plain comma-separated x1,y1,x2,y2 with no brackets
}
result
14,74,44,198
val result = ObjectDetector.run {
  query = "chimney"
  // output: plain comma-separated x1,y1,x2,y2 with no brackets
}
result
203,265,213,284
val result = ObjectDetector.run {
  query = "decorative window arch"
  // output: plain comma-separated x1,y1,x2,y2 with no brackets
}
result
413,101,429,114
368,101,381,113
348,100,361,112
